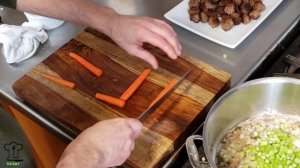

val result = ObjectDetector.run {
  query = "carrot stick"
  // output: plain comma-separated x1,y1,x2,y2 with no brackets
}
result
68,52,103,77
42,74,75,89
149,79,177,107
95,93,126,108
120,69,151,101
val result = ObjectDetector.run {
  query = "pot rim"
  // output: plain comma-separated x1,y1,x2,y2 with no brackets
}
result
202,77,300,167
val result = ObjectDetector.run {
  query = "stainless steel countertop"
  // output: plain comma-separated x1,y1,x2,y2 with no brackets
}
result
0,0,300,141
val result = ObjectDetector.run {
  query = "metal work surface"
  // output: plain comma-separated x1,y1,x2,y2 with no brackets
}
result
0,0,299,143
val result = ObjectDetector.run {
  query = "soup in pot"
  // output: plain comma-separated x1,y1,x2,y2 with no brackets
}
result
217,114,300,168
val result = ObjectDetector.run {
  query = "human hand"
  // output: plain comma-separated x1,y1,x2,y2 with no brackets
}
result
106,14,182,69
56,118,143,168
16,0,181,69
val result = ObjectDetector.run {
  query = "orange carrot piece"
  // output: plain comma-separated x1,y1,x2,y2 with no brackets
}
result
95,93,126,108
42,74,75,89
68,52,103,77
149,79,177,107
120,69,151,101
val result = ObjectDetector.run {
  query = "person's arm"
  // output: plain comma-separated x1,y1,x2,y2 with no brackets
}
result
17,0,115,37
16,0,182,69
56,118,143,168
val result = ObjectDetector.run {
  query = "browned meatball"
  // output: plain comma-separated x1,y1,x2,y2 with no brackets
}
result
199,3,208,12
188,0,200,15
216,6,225,17
204,0,217,9
189,0,201,8
218,0,225,7
240,3,252,14
207,9,218,17
231,12,242,25
188,8,196,15
187,0,266,31
221,15,234,31
234,0,242,6
253,1,265,12
249,0,256,7
224,3,235,15
242,13,250,24
249,0,262,5
190,13,201,22
249,10,260,19
235,6,242,15
219,0,231,7
188,7,200,15
200,12,209,23
208,16,220,28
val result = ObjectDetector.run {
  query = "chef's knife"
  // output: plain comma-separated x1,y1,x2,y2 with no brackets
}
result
138,68,194,121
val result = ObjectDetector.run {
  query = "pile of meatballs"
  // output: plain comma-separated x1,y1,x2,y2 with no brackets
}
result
188,0,266,31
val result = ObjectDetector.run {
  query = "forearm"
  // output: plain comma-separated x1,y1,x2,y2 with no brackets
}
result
56,139,106,168
57,152,101,168
16,0,117,35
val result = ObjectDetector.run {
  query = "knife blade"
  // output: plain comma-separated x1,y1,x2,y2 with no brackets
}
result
138,68,194,121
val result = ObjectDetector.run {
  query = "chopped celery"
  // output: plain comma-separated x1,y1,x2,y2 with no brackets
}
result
217,114,300,168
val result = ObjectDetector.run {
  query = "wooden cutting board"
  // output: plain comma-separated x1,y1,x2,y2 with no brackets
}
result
12,28,231,168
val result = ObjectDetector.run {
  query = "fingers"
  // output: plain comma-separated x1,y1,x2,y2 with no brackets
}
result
109,118,142,139
124,138,135,152
140,30,178,60
130,47,158,69
125,118,143,139
108,15,182,69
147,19,182,55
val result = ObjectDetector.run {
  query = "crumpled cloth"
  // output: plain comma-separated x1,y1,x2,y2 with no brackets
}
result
0,23,48,64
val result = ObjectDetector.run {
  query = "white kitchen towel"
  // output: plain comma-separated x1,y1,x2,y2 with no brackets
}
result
0,24,48,64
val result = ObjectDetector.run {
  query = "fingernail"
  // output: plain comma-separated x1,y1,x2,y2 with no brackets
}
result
176,49,181,56
152,63,158,69
131,142,135,151
177,51,181,56
171,54,177,60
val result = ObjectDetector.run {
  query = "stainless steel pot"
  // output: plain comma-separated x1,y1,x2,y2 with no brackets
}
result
186,77,300,168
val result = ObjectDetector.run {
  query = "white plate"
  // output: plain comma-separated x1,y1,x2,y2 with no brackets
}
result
164,0,283,48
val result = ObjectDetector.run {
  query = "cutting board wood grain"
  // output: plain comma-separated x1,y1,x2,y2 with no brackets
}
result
13,28,231,168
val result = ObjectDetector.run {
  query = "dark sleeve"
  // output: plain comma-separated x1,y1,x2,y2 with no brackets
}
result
0,0,17,9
